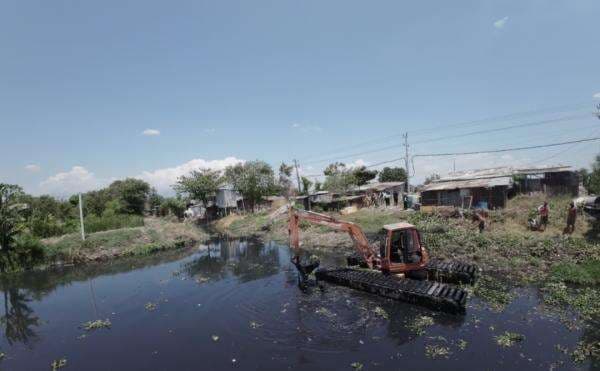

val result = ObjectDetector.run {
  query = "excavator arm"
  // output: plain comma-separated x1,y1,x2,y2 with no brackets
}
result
288,207,379,269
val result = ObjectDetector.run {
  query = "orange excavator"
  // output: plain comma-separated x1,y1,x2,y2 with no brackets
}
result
288,207,477,313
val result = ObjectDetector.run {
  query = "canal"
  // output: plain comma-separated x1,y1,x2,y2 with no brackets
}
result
0,238,596,370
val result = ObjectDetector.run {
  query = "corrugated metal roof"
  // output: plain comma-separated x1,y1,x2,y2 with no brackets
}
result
363,182,405,192
438,165,571,182
383,222,415,230
421,177,512,192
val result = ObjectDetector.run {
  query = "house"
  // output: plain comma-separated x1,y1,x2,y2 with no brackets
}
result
216,184,243,213
358,182,405,206
420,165,578,209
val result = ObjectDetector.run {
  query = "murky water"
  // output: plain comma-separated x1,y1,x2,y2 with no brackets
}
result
0,238,596,370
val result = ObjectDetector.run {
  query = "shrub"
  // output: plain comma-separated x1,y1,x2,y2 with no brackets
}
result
0,233,45,272
84,214,144,234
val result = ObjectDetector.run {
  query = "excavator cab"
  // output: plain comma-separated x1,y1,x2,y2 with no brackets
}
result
380,223,429,275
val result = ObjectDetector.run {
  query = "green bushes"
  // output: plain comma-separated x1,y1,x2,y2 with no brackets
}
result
84,214,144,234
550,260,600,285
0,233,45,272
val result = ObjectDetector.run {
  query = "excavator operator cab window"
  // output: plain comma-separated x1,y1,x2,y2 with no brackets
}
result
389,229,421,264
378,229,387,258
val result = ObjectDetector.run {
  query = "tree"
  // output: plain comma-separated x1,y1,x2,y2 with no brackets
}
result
583,155,600,195
353,166,378,187
225,160,276,211
107,178,151,215
278,162,294,197
324,162,346,176
160,197,186,219
147,188,164,216
424,173,441,185
0,184,26,253
322,163,356,194
300,177,313,195
378,167,407,183
173,169,222,207
314,181,323,192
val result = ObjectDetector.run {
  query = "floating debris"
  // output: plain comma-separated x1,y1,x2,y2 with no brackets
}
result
0,352,5,360
249,321,263,329
51,358,67,370
350,362,363,370
77,334,87,340
372,306,389,320
195,275,210,284
82,319,111,331
571,341,600,363
425,345,451,359
457,339,468,350
315,307,336,318
211,335,220,342
407,316,434,336
145,302,157,311
495,331,525,347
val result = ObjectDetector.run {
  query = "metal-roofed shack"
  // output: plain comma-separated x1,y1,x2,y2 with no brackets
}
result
420,165,578,209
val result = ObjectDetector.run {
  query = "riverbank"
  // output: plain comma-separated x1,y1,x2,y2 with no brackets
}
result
214,195,600,284
42,217,210,264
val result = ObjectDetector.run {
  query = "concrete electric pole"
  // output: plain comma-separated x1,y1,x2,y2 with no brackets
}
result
403,133,410,193
78,193,86,241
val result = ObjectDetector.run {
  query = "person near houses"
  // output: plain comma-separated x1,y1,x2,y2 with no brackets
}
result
538,201,549,231
473,209,486,233
565,201,577,235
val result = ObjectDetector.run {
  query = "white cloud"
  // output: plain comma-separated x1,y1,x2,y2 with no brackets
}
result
24,164,41,172
493,16,509,29
348,159,367,168
203,128,216,134
39,166,108,196
291,123,323,133
593,92,600,99
136,157,245,194
142,129,161,136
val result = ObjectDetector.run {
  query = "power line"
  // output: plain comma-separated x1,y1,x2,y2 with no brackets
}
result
302,112,590,165
412,136,600,158
411,113,590,145
296,101,589,162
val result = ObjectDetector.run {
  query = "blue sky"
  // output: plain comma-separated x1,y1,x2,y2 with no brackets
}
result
1,0,600,195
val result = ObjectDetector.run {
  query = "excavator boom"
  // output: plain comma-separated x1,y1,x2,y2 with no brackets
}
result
288,208,379,269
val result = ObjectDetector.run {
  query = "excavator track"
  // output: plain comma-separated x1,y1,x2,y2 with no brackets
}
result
425,259,479,285
315,268,469,314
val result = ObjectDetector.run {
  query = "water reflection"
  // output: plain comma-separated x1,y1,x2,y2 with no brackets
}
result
0,286,40,346
180,238,281,283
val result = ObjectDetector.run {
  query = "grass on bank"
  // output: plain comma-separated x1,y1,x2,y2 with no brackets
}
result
42,217,208,264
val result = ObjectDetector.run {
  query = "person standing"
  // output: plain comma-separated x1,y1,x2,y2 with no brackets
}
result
565,201,577,235
538,201,549,231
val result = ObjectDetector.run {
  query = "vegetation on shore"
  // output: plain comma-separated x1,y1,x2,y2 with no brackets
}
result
42,217,208,264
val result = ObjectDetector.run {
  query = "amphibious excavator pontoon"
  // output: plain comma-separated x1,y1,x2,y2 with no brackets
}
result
288,208,478,314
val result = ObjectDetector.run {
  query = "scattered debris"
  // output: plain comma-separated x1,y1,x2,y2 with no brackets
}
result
315,307,336,318
51,358,67,370
211,335,220,342
82,319,111,331
407,316,434,336
350,362,363,370
457,339,468,350
425,345,452,359
372,306,389,320
495,331,525,347
249,321,263,329
145,302,157,311
571,341,600,363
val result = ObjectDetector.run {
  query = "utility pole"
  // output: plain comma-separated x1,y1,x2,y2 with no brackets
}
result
78,193,85,241
403,133,410,193
293,159,303,194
